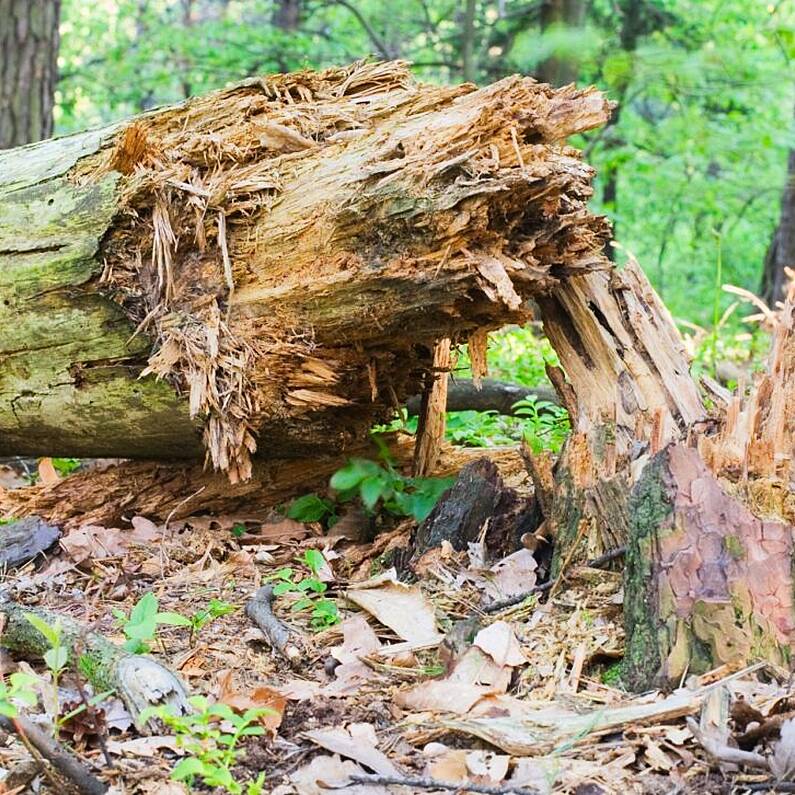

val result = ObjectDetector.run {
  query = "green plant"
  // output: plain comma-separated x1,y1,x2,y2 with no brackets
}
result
330,457,453,523
24,614,68,690
269,550,340,629
189,599,237,643
512,396,571,454
0,672,38,718
140,695,269,795
231,523,246,538
113,592,191,653
286,493,336,524
50,458,81,477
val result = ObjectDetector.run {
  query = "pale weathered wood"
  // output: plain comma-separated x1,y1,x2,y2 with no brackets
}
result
0,61,612,479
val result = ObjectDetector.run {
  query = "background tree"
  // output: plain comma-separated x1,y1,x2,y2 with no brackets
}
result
0,0,61,148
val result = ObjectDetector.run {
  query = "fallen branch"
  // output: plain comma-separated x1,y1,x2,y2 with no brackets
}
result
0,598,190,732
406,379,558,417
245,586,304,666
686,717,769,770
0,713,107,795
346,772,537,795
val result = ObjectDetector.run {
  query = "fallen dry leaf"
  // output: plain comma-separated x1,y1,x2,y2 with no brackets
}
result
304,725,399,777
483,549,537,601
345,569,441,644
215,669,286,732
289,754,390,795
474,621,526,667
37,457,60,485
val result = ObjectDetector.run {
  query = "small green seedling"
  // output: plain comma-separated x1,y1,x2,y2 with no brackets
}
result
140,695,270,795
231,523,246,538
113,592,191,653
24,613,68,688
0,672,38,718
269,550,340,629
189,599,237,643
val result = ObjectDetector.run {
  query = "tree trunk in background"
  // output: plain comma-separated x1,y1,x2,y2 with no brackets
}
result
274,0,301,30
600,0,643,259
536,0,586,87
461,0,477,82
0,0,61,148
761,107,795,307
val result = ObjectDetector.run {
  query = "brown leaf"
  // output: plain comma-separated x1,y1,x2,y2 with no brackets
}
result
473,621,526,667
215,670,285,732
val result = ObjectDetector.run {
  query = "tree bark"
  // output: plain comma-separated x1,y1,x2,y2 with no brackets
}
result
0,0,61,149
0,61,612,480
536,0,586,87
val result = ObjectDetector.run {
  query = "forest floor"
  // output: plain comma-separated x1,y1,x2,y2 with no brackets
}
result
0,446,792,795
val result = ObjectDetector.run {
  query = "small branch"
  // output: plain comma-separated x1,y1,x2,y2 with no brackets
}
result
245,586,303,666
0,714,107,795
347,772,537,794
686,717,769,770
330,0,393,58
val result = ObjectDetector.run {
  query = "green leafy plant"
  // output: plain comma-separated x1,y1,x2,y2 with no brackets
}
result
140,695,269,795
0,672,38,718
51,458,82,477
24,613,68,690
286,493,336,524
189,599,237,643
269,550,340,629
330,457,453,523
113,592,191,653
231,523,246,538
512,396,571,454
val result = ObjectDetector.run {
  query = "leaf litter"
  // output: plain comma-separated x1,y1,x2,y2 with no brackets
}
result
4,464,795,794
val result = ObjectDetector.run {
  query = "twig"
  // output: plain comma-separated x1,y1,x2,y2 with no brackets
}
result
746,784,795,792
686,717,769,770
245,585,303,666
0,714,107,795
347,772,537,794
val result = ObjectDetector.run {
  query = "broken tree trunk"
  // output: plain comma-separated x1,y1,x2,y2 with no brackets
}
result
522,260,707,576
620,282,795,689
0,60,612,481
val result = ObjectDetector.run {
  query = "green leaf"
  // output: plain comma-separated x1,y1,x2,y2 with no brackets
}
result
23,613,60,647
44,647,68,673
360,476,386,510
287,494,333,522
330,458,379,491
156,611,192,627
171,756,207,781
129,592,159,625
302,548,325,576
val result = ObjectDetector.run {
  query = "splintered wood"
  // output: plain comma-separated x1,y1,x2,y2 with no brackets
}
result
0,60,612,479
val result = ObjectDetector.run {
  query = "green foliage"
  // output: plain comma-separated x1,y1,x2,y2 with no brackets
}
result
189,599,237,642
513,396,571,454
231,523,246,538
286,493,337,524
50,458,81,477
140,695,269,795
113,592,191,654
23,614,68,685
0,672,38,719
330,457,453,522
269,551,340,629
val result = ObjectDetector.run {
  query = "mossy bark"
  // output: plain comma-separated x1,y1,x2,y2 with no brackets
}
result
0,599,189,730
623,444,795,691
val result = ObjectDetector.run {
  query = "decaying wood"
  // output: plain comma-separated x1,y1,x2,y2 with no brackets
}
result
523,260,706,575
0,713,108,795
0,598,190,732
412,457,534,561
621,286,795,689
405,378,558,417
0,516,60,569
0,60,612,481
413,338,451,477
0,437,526,528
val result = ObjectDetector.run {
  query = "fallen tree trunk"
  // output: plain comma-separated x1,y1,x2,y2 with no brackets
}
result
0,60,611,481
